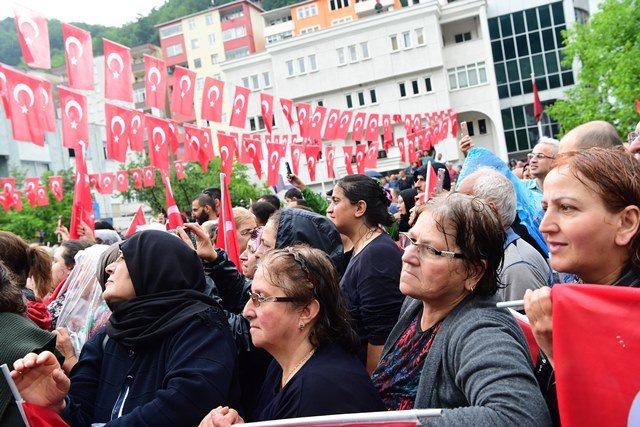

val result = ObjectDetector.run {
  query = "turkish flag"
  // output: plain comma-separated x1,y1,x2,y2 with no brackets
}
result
229,85,251,129
636,99,640,115
365,113,380,142
382,114,393,145
23,401,69,427
553,284,640,427
142,166,155,187
533,79,543,123
322,108,340,140
215,173,242,272
1,177,16,194
351,112,367,142
184,124,213,173
167,120,180,155
201,77,224,122
266,142,286,186
24,177,40,207
116,170,128,192
125,206,146,237
355,144,366,174
145,114,171,173
14,6,50,69
412,114,423,133
296,103,311,138
174,161,185,180
280,98,295,128
4,67,45,145
88,173,100,191
128,109,145,152
10,190,23,211
342,145,354,175
403,115,413,135
365,141,379,169
217,132,236,185
449,109,459,137
144,54,166,110
161,170,183,229
242,135,262,179
70,145,94,238
260,93,274,133
48,176,63,201
0,64,11,118
103,38,133,102
62,23,94,90
308,105,327,141
170,66,196,120
0,193,10,213
34,79,55,133
99,173,115,195
289,142,304,176
408,139,417,163
105,103,129,162
130,168,143,189
325,145,336,179
305,144,321,181
335,110,353,140
425,161,438,200
238,134,252,164
58,86,88,150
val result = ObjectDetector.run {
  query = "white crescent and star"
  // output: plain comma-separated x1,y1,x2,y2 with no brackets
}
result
111,115,125,141
65,36,83,65
179,75,191,98
131,115,141,134
207,85,220,107
221,145,230,162
13,83,34,113
233,94,245,114
261,100,270,116
339,114,350,129
152,127,166,152
148,66,161,91
18,16,39,46
311,112,322,128
107,53,124,79
64,99,83,129
327,112,338,128
270,151,279,170
189,135,201,155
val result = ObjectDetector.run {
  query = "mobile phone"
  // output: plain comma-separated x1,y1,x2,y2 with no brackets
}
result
435,168,446,194
57,216,62,242
460,121,469,137
285,161,292,175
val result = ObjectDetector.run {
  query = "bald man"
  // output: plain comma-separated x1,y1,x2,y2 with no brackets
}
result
558,120,623,153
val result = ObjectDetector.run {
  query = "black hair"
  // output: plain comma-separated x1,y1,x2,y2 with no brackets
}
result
251,201,277,226
284,188,304,200
60,240,93,268
258,194,281,210
0,261,26,315
336,174,395,228
201,187,221,201
94,220,115,230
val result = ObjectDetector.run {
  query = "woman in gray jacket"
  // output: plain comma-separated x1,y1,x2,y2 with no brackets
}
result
372,193,551,426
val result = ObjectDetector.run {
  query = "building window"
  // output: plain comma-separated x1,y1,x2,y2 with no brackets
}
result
266,31,294,44
166,43,183,57
357,91,365,106
399,82,407,97
348,45,357,62
297,57,306,74
188,19,196,30
226,46,250,60
300,25,320,35
360,42,370,59
346,94,353,109
337,47,346,65
447,62,488,90
390,35,399,51
370,89,377,104
222,26,246,41
402,31,412,49
502,101,560,154
455,32,472,43
330,0,349,10
250,74,260,90
411,80,419,95
467,121,475,136
297,4,318,19
286,60,295,77
211,53,220,64
316,99,324,106
308,54,318,71
331,16,352,26
206,14,215,25
191,38,199,49
208,33,216,45
478,119,487,134
241,77,250,88
159,23,182,39
263,72,271,88
220,7,244,21
424,77,432,92
415,28,425,46
197,77,205,89
134,88,145,103
193,58,202,68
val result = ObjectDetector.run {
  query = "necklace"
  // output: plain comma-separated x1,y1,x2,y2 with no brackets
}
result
352,227,381,255
282,347,316,387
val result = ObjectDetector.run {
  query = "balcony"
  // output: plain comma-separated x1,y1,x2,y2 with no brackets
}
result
355,0,395,18
264,20,295,38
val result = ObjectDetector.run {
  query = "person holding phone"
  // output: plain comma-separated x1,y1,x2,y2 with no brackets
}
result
286,173,329,216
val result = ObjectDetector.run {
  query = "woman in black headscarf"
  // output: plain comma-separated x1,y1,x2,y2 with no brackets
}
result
11,230,239,427
397,188,418,233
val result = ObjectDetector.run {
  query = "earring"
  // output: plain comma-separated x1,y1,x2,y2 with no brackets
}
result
298,322,305,330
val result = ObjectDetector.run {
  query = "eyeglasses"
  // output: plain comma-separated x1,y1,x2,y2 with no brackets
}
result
399,232,465,259
247,290,298,308
628,132,639,144
527,152,555,161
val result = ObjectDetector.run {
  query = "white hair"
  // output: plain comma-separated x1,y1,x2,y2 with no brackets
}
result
536,136,560,150
470,167,516,227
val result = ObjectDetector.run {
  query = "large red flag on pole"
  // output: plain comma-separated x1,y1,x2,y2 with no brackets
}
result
62,23,94,90
125,206,146,237
69,142,94,239
103,39,133,102
4,67,45,146
215,173,242,272
161,171,183,230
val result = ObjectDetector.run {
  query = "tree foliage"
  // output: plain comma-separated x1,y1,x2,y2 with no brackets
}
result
0,168,75,244
120,155,267,216
546,0,640,137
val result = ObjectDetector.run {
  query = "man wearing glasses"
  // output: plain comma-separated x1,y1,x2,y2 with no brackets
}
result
521,137,559,208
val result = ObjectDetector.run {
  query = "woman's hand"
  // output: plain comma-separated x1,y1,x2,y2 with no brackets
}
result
53,328,77,374
524,287,554,366
77,221,96,243
11,351,70,412
287,174,306,191
177,223,218,262
459,135,474,157
55,225,70,242
198,406,244,427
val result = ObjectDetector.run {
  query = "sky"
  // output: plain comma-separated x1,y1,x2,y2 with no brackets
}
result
1,0,169,27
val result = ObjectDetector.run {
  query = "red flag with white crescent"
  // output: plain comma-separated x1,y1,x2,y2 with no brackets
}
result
184,124,213,173
289,141,303,176
296,103,311,138
162,170,183,230
408,141,417,164
0,193,10,213
130,168,143,189
103,38,133,102
1,178,16,195
142,166,155,187
170,66,196,120
58,86,88,150
88,173,100,192
215,173,242,272
412,114,423,133
364,113,379,142
14,6,50,69
266,142,286,186
48,176,63,201
325,145,336,179
229,85,251,129
308,105,327,141
174,161,185,180
351,112,366,142
280,98,295,128
260,93,274,134
335,110,353,140
241,134,262,179
0,64,11,119
70,143,94,238
128,109,145,152
355,144,366,175
217,132,236,185
144,54,166,110
304,143,321,182
201,77,225,122
98,173,115,195
35,79,55,132
342,145,354,175
167,120,180,156
62,23,94,90
25,177,40,207
145,114,171,173
365,141,379,169
4,67,45,145
449,109,459,137
10,190,23,211
105,103,129,162
115,170,128,192
322,108,340,140
125,206,146,237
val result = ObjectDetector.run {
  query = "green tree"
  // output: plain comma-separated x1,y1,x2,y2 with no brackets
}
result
120,155,266,216
546,0,640,137
0,168,75,244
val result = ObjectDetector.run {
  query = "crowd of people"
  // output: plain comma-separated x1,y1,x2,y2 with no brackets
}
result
1,117,639,426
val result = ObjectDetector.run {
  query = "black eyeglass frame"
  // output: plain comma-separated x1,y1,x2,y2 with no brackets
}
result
399,232,465,259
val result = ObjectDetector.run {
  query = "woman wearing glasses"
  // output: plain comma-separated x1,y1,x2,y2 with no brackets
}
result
199,246,384,426
372,193,551,425
11,231,240,426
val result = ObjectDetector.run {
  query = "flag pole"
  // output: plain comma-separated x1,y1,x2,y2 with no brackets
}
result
1,364,30,427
